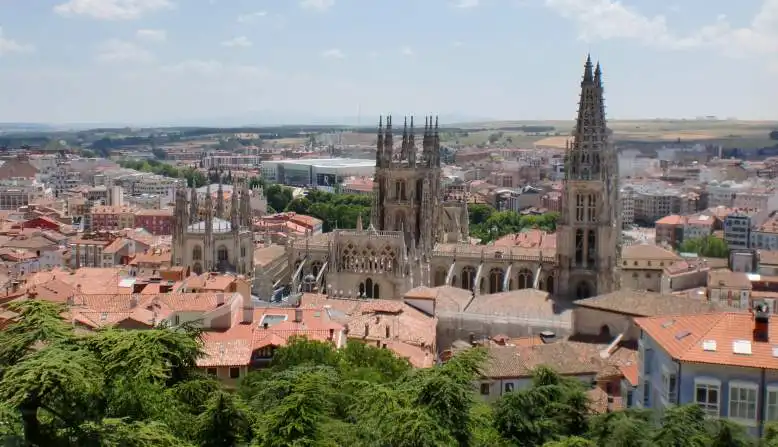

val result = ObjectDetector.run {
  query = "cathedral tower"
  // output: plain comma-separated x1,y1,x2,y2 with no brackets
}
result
372,115,442,257
556,56,621,300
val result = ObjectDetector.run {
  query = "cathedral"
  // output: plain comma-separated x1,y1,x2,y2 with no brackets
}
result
286,55,620,300
172,177,254,276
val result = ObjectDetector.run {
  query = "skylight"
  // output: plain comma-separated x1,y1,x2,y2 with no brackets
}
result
259,314,288,327
733,340,753,355
702,340,717,352
674,330,691,340
662,320,676,328
772,346,778,358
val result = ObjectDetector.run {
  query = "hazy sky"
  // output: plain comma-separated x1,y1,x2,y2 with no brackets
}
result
0,0,776,124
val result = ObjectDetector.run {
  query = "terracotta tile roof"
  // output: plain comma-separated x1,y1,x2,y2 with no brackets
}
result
622,243,681,261
575,289,736,317
299,295,438,366
656,214,686,226
198,322,254,367
482,342,607,379
619,363,639,386
636,312,778,369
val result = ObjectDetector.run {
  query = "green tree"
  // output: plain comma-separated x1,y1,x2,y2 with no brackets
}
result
679,235,730,258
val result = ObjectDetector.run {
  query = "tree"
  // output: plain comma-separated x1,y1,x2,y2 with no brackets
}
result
678,235,730,258
770,130,778,140
196,392,252,447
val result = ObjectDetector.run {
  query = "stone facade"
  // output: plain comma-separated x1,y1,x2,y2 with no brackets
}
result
172,178,254,276
286,56,620,301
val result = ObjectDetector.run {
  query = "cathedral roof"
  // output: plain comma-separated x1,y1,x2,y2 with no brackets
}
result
187,218,233,233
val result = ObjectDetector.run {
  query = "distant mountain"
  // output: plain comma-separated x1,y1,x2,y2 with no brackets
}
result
7,112,497,132
0,123,58,132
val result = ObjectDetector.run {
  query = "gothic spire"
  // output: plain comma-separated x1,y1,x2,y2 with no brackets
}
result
189,183,199,224
376,115,384,167
567,55,609,181
216,178,225,219
229,181,239,226
594,61,602,87
384,115,393,158
582,54,594,85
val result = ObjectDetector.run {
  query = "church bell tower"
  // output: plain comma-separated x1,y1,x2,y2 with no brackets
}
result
556,56,621,300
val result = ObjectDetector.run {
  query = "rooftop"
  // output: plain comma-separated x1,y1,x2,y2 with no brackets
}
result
636,312,778,369
264,158,375,168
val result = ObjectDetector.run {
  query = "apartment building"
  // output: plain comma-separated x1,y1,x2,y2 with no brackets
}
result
620,186,635,227
725,209,768,250
90,205,136,231
629,183,698,225
683,213,715,241
655,215,685,248
734,187,778,212
202,153,263,169
751,212,778,251
134,208,174,235
69,234,115,268
706,180,753,208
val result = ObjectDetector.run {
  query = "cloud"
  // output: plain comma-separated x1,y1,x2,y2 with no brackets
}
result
320,48,345,59
221,36,252,48
300,0,334,12
400,46,414,56
237,11,267,23
452,41,464,48
0,28,34,55
136,28,166,42
95,39,153,63
159,59,270,78
54,0,173,20
544,0,778,56
452,0,479,8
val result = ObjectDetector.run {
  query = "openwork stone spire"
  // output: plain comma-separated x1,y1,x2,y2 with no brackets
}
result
567,54,610,182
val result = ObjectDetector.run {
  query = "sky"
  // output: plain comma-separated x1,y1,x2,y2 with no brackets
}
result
0,0,776,124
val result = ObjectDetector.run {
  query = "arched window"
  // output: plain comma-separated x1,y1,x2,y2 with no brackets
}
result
575,229,584,265
217,246,228,262
517,268,533,289
311,261,323,278
192,245,202,261
434,268,447,287
488,268,504,294
575,194,585,222
365,278,374,298
575,281,593,300
359,282,365,297
461,266,476,291
545,274,555,294
373,283,380,299
587,194,597,222
193,262,203,275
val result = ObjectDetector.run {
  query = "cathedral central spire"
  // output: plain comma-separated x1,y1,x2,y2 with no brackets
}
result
556,56,620,301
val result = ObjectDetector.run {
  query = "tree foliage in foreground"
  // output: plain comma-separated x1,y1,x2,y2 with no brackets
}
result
1,301,777,446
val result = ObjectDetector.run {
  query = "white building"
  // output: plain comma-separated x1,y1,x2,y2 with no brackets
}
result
260,158,375,187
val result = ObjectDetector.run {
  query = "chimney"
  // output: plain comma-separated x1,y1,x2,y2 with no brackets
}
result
754,304,770,343
294,308,303,323
263,322,269,330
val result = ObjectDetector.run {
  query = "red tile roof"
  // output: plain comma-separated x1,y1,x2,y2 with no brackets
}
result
636,312,778,369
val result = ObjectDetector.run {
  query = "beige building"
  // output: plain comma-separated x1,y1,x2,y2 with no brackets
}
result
620,244,681,292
